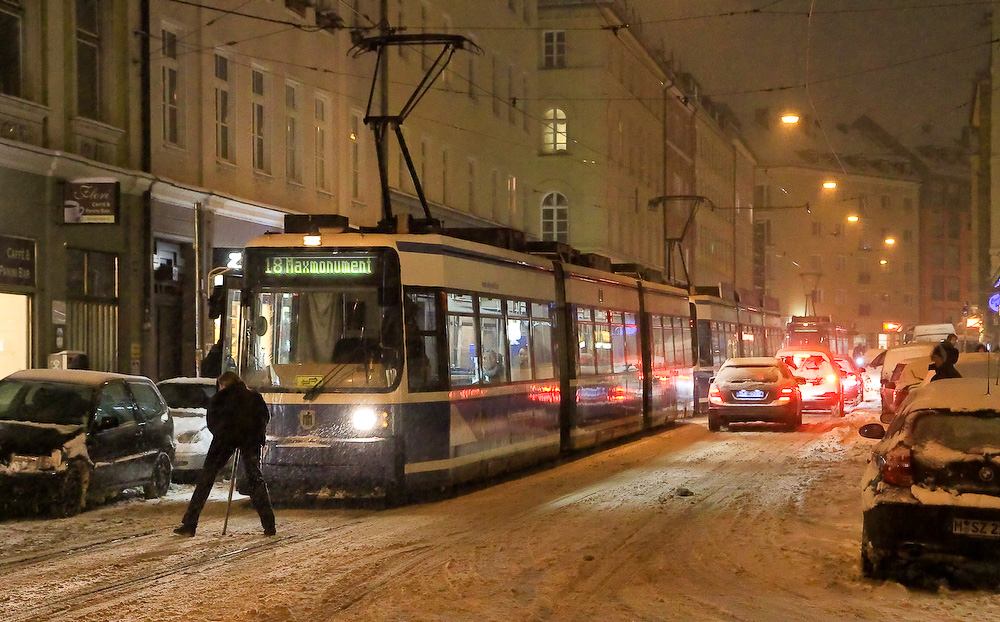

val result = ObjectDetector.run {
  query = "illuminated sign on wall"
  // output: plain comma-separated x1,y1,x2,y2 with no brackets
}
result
882,321,903,332
264,256,373,276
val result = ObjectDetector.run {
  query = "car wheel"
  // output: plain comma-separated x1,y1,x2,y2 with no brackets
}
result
51,462,90,518
708,414,722,432
144,453,172,499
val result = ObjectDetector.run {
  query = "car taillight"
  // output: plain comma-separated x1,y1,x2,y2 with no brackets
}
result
709,385,723,405
778,387,794,402
881,445,913,487
825,373,839,385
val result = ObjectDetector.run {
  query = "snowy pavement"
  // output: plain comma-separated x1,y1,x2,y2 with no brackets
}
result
4,400,1000,621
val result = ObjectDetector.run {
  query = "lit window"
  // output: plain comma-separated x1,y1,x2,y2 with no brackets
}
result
543,108,567,153
541,191,568,242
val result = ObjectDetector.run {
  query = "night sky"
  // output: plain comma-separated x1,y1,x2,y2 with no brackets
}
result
633,0,991,148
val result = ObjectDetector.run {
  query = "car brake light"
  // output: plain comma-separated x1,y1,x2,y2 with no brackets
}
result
826,373,839,385
881,445,913,487
709,385,723,405
778,387,794,402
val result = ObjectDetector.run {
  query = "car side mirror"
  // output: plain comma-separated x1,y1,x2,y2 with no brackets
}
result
795,376,806,385
859,423,886,439
709,377,716,384
93,413,118,431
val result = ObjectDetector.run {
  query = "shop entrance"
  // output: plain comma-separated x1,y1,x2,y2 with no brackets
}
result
0,293,29,377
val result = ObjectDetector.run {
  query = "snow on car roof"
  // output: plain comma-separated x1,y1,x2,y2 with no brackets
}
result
901,377,1000,414
720,357,780,367
3,368,150,386
157,376,218,386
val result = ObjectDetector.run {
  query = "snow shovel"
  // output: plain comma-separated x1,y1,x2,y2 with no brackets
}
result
221,448,240,535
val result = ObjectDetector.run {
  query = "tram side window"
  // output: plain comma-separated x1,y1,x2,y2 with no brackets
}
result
651,316,665,369
405,290,443,392
594,310,612,374
624,313,640,370
664,316,677,367
531,302,556,380
576,307,596,375
447,293,478,386
681,318,693,366
479,297,508,384
507,300,531,382
611,312,627,373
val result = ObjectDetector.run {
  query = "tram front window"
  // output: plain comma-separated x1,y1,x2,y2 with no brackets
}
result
244,288,402,392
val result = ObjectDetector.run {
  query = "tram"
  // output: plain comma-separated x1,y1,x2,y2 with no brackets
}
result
236,215,771,500
785,315,852,357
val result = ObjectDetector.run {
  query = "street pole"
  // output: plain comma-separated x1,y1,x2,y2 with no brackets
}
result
662,83,668,276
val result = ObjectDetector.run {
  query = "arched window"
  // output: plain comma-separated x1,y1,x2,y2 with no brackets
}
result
541,192,568,242
542,108,567,153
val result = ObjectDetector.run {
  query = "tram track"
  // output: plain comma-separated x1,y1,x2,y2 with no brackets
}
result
0,530,161,573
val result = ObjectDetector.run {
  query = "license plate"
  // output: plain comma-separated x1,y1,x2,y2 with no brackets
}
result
952,518,1000,538
735,389,765,399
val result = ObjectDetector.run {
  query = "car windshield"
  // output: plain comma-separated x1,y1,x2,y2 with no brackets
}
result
912,410,1000,453
158,383,215,410
717,366,780,383
0,380,94,426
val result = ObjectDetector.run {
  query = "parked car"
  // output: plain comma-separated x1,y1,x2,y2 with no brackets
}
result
860,348,886,398
880,356,930,419
889,352,996,419
858,378,1000,579
0,369,174,517
834,356,864,406
707,357,803,432
156,377,217,482
878,342,936,414
775,345,844,417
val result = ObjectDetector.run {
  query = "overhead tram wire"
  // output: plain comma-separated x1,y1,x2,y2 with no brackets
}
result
149,0,257,62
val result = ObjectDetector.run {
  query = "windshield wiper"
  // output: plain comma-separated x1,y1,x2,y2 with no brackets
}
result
303,364,355,402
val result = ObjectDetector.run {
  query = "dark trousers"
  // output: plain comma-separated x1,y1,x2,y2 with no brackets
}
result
181,438,275,531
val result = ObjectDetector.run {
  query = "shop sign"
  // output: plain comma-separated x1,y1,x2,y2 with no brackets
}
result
63,178,120,224
0,235,35,288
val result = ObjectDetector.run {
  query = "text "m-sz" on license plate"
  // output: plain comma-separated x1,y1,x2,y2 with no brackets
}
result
952,518,1000,538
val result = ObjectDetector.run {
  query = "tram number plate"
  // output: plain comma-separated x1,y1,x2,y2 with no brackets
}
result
735,389,765,399
952,518,1000,538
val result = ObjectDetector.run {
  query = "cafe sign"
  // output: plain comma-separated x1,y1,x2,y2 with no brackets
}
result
0,234,35,288
63,178,120,224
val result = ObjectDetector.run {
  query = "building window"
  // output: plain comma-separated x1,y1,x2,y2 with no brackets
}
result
541,191,568,242
315,95,331,192
542,108,567,153
285,82,302,183
543,30,565,68
880,195,890,210
811,221,821,236
809,255,821,271
441,147,449,204
161,28,180,146
214,53,233,162
522,74,529,132
396,0,406,60
491,169,500,220
903,197,913,211
351,112,363,200
251,68,268,173
467,51,477,100
858,272,871,285
859,303,871,317
508,175,517,223
902,229,912,243
835,254,847,271
0,0,24,98
76,0,101,120
66,248,118,372
491,55,500,117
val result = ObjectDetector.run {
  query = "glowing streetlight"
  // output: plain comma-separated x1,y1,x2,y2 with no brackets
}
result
846,215,859,223
879,259,888,265
822,181,837,189
884,237,896,245
781,113,800,124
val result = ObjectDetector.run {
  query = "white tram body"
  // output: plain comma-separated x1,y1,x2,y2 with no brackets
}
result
237,224,709,499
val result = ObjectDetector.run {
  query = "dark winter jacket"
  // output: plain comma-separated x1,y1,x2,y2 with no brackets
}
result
929,343,962,381
206,381,270,447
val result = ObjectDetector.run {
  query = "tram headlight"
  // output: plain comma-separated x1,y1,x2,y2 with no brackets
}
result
351,407,388,432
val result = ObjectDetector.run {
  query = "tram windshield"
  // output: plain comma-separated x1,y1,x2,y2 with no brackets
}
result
242,249,403,393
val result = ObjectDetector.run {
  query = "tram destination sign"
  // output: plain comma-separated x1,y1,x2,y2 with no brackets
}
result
0,235,35,288
263,255,374,277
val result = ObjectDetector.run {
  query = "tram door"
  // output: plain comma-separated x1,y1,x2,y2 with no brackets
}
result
207,273,243,374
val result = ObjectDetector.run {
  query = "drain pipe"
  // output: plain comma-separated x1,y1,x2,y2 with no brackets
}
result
194,201,203,376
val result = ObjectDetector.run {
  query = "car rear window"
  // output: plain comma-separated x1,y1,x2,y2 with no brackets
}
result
158,383,215,409
0,380,94,426
912,410,1000,452
717,366,780,383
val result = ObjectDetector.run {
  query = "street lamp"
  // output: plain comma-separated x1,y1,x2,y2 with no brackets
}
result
822,181,837,189
781,113,800,124
879,259,888,265
846,215,859,223
884,237,896,245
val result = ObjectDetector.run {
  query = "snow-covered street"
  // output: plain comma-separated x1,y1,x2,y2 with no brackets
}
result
4,401,1000,621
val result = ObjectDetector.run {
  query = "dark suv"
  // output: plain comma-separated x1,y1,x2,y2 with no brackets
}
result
0,369,174,517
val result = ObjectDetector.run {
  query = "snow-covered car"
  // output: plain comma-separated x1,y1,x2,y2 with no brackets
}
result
878,342,935,414
0,369,174,517
888,352,997,419
776,345,844,417
156,377,217,482
858,378,1000,579
707,357,803,432
861,348,885,400
834,356,864,406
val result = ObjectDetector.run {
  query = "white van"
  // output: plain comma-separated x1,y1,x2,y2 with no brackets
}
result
911,323,955,343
